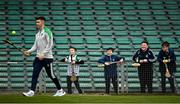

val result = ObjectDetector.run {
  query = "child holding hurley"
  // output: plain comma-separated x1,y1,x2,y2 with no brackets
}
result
60,47,84,94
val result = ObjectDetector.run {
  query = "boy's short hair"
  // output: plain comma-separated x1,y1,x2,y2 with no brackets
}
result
141,40,149,45
162,41,170,47
35,16,46,21
69,46,77,51
106,47,114,52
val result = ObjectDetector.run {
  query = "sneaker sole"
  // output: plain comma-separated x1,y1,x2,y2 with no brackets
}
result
54,92,66,97
22,92,33,97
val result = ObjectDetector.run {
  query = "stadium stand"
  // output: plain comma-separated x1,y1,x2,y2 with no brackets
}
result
0,0,179,93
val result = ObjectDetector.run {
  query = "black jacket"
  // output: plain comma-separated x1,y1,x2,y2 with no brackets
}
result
132,48,156,64
157,48,176,72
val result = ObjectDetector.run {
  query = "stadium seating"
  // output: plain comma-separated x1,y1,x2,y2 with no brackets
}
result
0,0,179,93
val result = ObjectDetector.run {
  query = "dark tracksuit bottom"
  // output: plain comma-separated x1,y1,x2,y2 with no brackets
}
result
31,57,61,91
138,63,153,93
160,70,175,93
105,73,118,94
67,76,82,94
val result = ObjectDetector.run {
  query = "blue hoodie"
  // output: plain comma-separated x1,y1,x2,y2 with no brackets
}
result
98,55,124,76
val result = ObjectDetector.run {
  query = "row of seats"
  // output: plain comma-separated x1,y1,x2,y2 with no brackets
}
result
0,0,179,92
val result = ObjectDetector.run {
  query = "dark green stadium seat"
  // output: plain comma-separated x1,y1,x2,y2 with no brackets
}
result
156,21,169,26
144,31,158,36
24,26,36,31
169,16,180,21
85,38,99,44
155,16,168,21
0,27,5,31
79,6,92,10
8,11,20,15
94,6,106,10
159,31,173,36
113,26,126,31
118,45,132,50
86,45,101,50
102,45,116,49
89,56,100,62
23,16,35,21
123,6,135,10
136,5,150,10
112,21,125,26
8,21,21,25
71,45,85,50
22,6,34,10
122,1,135,5
51,11,64,15
95,11,107,15
83,26,96,31
114,31,128,36
100,38,115,44
99,31,113,36
55,38,69,44
8,16,21,20
64,1,77,5
56,45,69,50
149,44,161,49
92,72,104,77
68,26,81,31
79,1,91,5
66,11,79,15
88,52,102,56
93,78,105,82
111,16,124,21
109,11,122,15
143,26,156,31
96,16,109,21
126,16,138,21
116,37,130,44
67,21,80,26
127,22,140,26
99,29,112,36
69,31,82,36
83,31,97,36
37,11,49,15
7,6,19,10
52,16,65,21
166,5,179,10
151,5,164,10
57,51,69,57
138,11,151,15
146,37,161,44
51,6,63,10
65,7,78,11
77,51,86,56
128,26,141,31
53,21,66,26
23,21,35,25
82,21,96,26
131,37,144,44
70,38,84,44
129,31,143,36
80,83,92,88
161,37,177,44
96,21,110,26
140,16,153,21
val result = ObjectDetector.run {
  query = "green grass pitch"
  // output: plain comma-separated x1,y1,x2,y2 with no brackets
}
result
0,93,180,104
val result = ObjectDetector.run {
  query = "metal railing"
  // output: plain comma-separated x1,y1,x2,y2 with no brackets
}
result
0,61,179,93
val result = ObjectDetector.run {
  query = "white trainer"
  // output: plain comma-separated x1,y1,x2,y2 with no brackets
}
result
53,89,66,96
23,90,35,97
